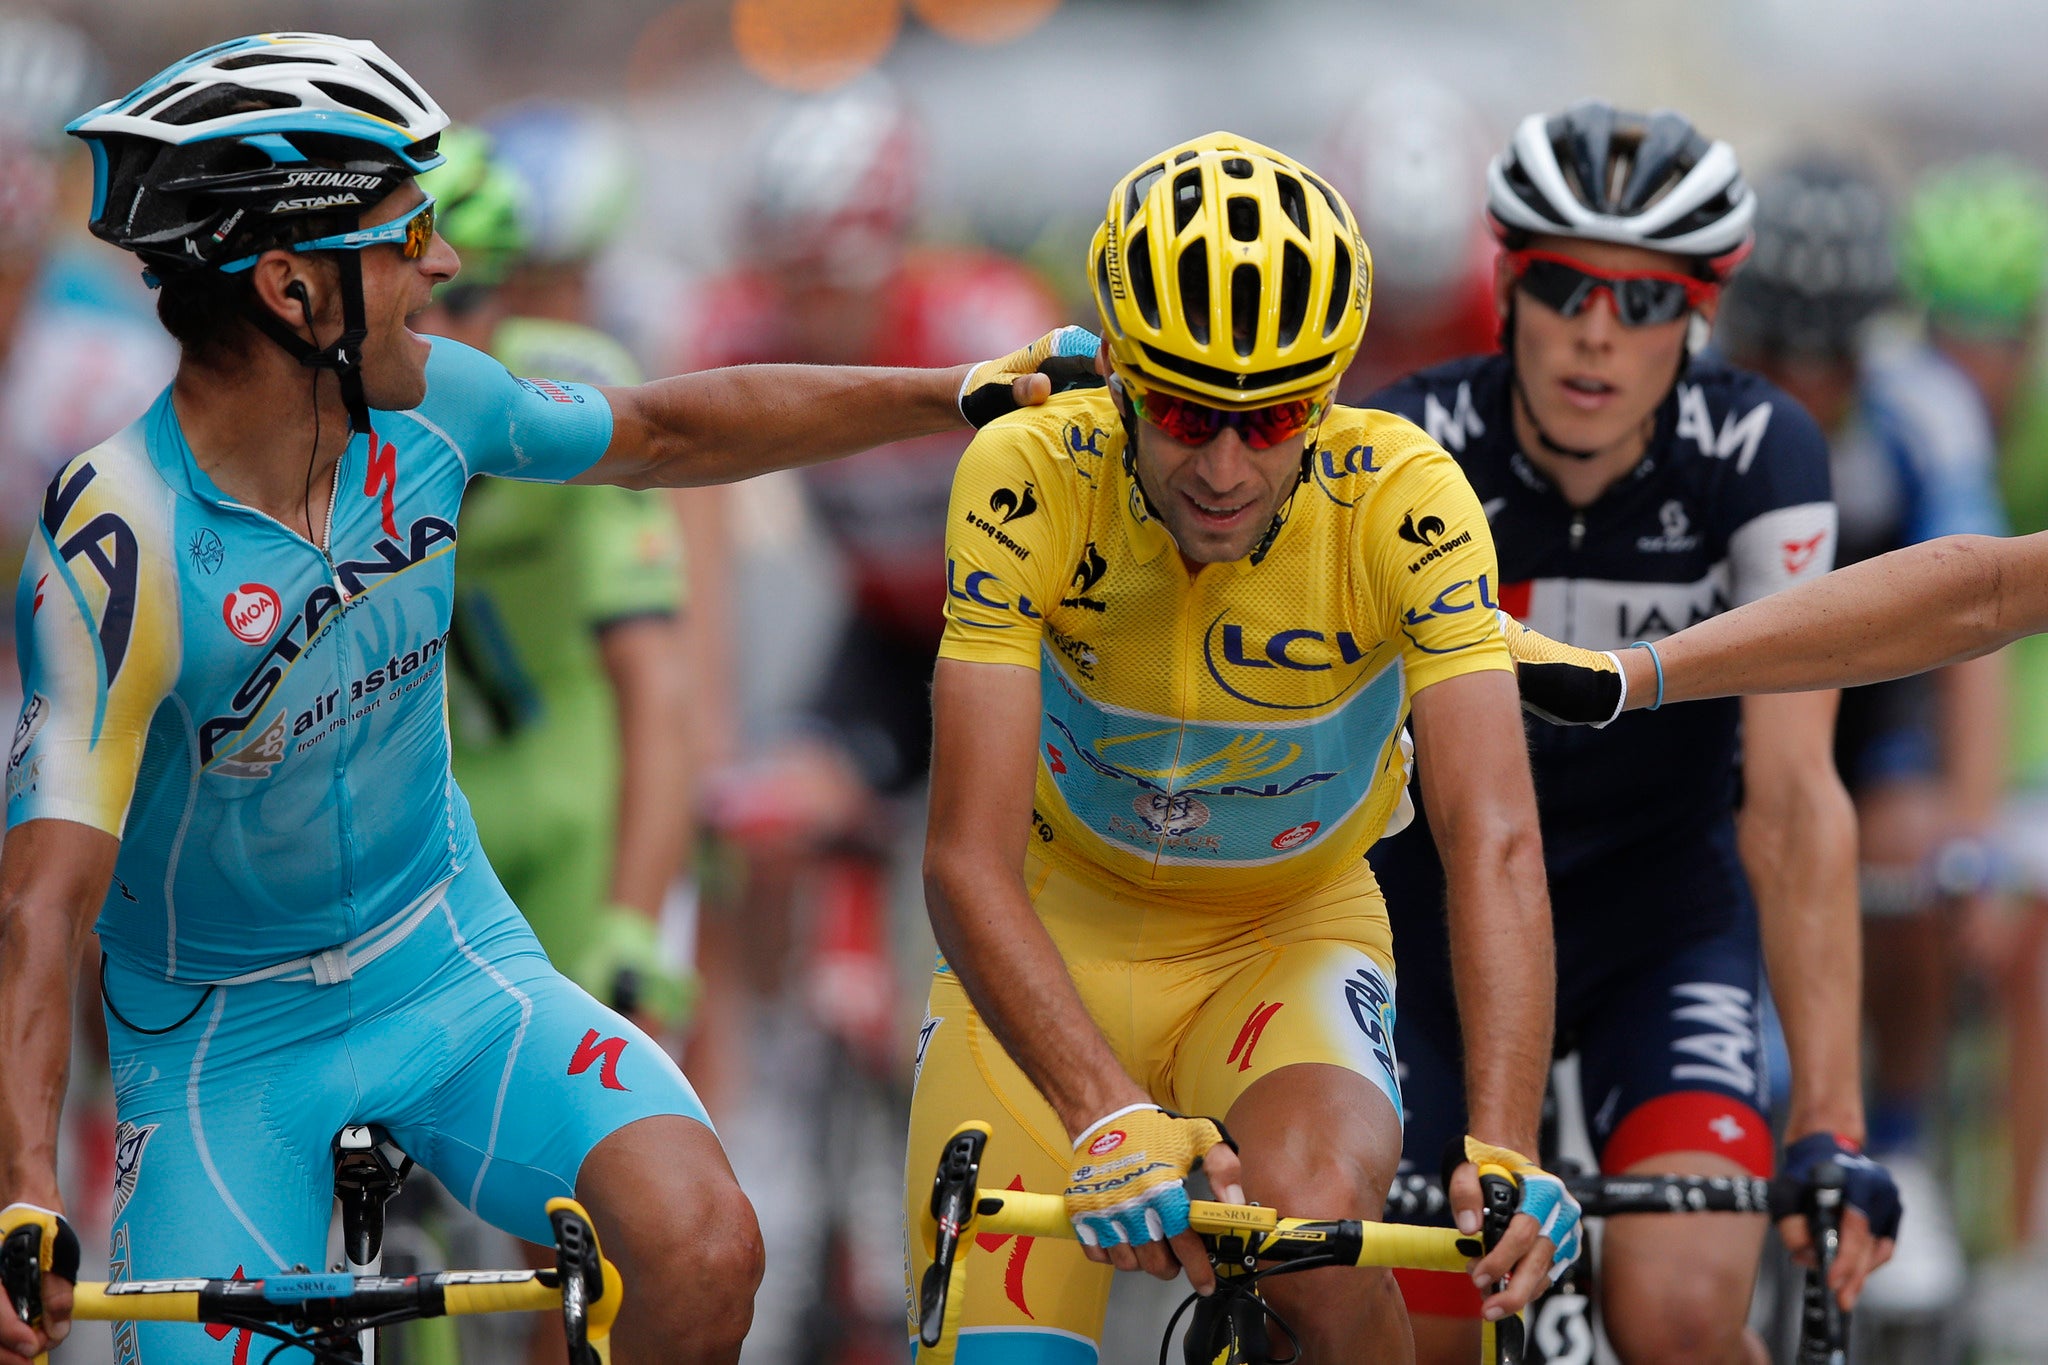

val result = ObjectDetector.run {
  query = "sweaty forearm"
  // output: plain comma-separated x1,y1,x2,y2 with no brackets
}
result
925,858,1144,1138
1742,772,1863,1139
0,903,79,1206
601,364,969,489
1441,822,1553,1154
1641,534,2037,706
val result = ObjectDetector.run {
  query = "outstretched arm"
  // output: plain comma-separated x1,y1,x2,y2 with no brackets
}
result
1626,532,2048,705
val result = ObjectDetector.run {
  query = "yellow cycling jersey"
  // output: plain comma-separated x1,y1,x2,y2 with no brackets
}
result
939,388,1511,910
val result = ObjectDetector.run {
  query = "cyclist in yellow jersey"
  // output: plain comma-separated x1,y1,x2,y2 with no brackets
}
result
908,133,1578,1364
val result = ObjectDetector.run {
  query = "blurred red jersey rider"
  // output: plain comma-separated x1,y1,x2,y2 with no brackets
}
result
1323,79,1500,399
681,82,1062,791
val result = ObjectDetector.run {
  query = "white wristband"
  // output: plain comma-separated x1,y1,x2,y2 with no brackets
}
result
1072,1102,1161,1152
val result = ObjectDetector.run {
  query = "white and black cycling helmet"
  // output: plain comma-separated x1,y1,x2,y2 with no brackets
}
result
67,33,447,432
1487,99,1754,277
1717,156,1895,362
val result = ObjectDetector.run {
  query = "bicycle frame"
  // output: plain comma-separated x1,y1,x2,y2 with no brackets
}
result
916,1122,1526,1365
2,1198,620,1365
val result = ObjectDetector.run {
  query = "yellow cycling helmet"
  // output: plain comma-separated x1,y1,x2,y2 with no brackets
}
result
1090,132,1371,409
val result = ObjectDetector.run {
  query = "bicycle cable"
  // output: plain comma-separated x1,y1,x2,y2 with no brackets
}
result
1159,1253,1340,1365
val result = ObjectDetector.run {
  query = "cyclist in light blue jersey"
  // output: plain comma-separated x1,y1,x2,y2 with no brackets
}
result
0,33,1078,1365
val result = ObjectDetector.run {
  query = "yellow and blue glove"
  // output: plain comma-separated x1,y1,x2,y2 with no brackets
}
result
959,325,1103,428
1063,1104,1231,1248
1460,1137,1584,1288
1493,611,1633,727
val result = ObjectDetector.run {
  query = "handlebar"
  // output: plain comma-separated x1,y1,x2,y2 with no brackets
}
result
1,1197,621,1365
915,1122,1510,1365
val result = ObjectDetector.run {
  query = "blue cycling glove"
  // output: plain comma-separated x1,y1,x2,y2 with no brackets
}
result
1461,1137,1584,1287
1778,1132,1902,1240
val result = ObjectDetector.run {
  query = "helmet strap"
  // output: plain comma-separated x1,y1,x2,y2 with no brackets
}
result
242,250,375,437
1114,378,1309,567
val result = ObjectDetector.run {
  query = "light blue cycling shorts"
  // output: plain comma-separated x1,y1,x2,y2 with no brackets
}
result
98,856,710,1365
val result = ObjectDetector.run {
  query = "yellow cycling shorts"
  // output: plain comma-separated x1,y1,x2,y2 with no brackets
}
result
904,851,1401,1362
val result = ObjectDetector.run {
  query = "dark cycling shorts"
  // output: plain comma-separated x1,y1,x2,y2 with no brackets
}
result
1833,676,1939,792
806,618,939,795
1370,810,1772,1317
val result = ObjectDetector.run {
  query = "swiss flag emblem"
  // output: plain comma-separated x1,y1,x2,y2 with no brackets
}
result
222,583,282,645
1782,532,1827,576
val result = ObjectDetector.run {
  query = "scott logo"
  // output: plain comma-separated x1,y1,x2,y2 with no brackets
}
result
568,1029,631,1092
1087,1129,1126,1157
1270,820,1320,851
223,584,282,645
1398,511,1446,547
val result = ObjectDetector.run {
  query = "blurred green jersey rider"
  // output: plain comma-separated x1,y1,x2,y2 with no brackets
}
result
418,126,693,1025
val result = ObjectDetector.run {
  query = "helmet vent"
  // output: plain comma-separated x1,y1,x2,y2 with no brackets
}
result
1231,263,1260,357
1274,173,1309,234
1095,247,1121,336
1305,173,1344,221
363,58,430,116
1172,169,1203,233
130,80,194,118
1324,239,1353,339
1177,242,1210,345
1125,164,1164,225
215,53,326,69
1227,196,1259,243
1222,157,1253,180
161,84,299,126
1277,242,1311,347
1127,227,1159,328
1173,149,1199,165
314,81,403,126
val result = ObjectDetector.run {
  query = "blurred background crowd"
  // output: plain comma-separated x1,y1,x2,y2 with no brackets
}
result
8,0,2048,1362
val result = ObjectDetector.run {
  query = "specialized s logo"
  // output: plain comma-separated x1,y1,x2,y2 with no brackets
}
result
568,1028,631,1092
974,1175,1038,1318
111,1120,157,1220
989,482,1038,524
1228,1001,1284,1072
364,430,399,539
1398,511,1445,547
222,584,282,645
41,461,138,686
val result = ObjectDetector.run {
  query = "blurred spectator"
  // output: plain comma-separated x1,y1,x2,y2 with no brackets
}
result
1321,78,1500,397
1722,153,2009,1323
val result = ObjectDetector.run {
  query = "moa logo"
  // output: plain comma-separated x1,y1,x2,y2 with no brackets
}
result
222,583,282,645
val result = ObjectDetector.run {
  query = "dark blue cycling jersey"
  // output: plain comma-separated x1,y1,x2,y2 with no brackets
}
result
1368,352,1837,886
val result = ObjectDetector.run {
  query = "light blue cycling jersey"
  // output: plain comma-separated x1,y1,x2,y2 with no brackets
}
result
7,337,611,982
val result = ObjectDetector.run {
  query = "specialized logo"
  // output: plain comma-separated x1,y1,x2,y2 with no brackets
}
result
284,170,383,190
111,1120,157,1220
1398,511,1445,548
989,481,1038,524
1270,820,1320,851
363,429,399,538
204,1267,254,1360
973,1175,1038,1318
41,461,138,686
187,528,225,576
10,693,47,771
1782,530,1827,575
1087,1129,1127,1157
222,583,283,645
1045,743,1067,774
568,1028,631,1092
1064,543,1109,611
1227,1001,1285,1073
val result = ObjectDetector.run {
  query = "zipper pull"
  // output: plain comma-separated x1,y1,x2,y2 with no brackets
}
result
1569,513,1586,551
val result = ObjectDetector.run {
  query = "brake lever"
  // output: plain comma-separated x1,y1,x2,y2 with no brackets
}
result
918,1126,988,1349
1795,1163,1849,1365
1477,1173,1525,1365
